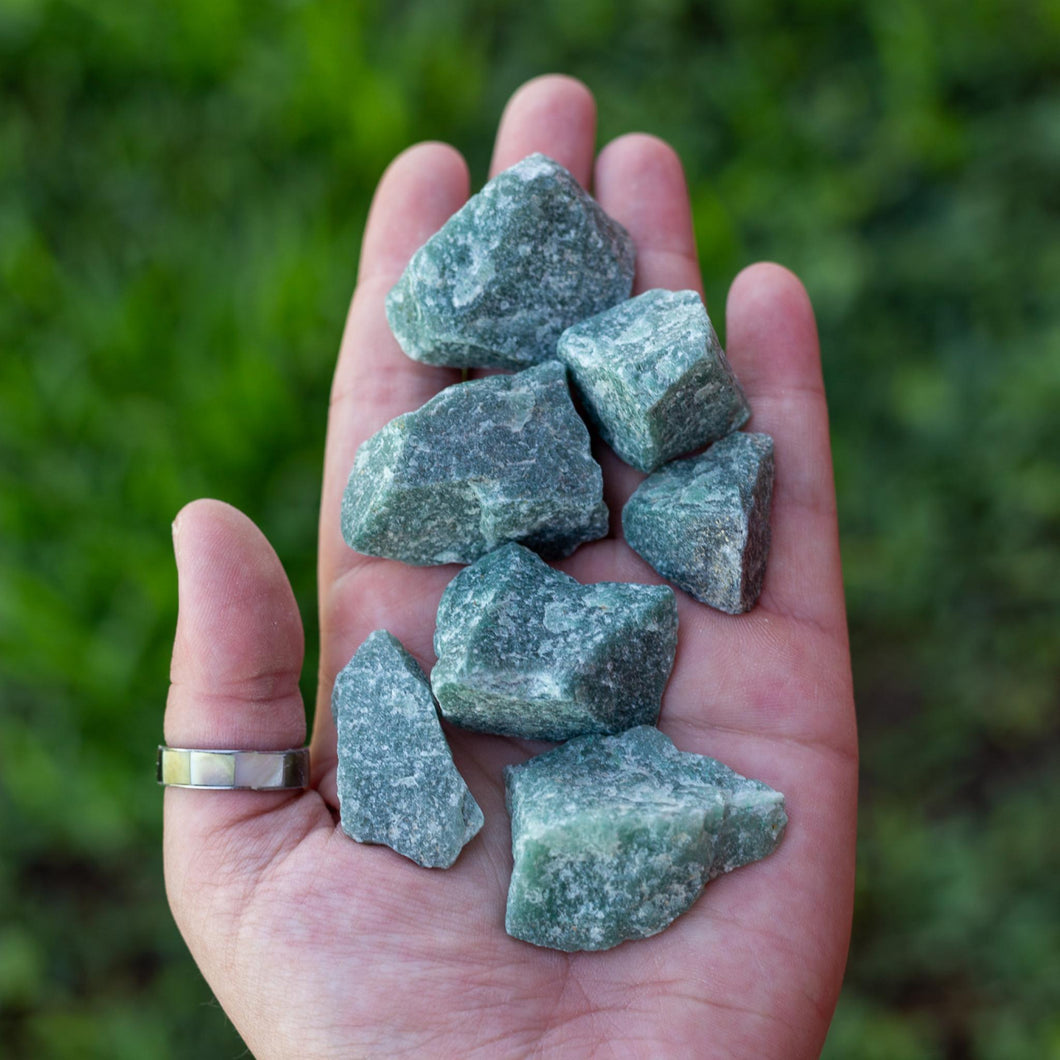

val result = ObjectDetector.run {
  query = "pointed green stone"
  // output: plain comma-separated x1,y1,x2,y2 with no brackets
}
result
341,361,608,566
557,289,750,472
386,154,635,370
504,726,786,951
432,544,678,741
332,631,483,869
696,753,791,879
622,432,775,613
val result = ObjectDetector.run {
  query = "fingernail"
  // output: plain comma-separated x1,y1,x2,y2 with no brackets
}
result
172,509,186,562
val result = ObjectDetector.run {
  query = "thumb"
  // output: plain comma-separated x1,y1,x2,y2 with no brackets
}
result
165,498,306,754
162,499,316,946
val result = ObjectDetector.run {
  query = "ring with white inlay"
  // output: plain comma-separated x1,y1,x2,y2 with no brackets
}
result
156,746,310,790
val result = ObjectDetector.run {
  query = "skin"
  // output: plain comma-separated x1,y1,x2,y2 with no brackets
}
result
163,75,858,1059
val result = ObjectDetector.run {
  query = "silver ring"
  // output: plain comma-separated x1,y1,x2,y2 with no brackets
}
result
157,746,310,790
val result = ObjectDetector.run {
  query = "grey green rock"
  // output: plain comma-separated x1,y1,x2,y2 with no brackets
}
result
695,752,791,879
557,288,750,472
386,153,635,370
622,431,775,614
332,630,483,869
341,361,608,565
504,726,787,951
432,544,678,741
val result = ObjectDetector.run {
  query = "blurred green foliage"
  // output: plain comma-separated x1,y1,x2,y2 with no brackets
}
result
1,0,1058,1055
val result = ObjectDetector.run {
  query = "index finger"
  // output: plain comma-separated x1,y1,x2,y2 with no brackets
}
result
317,143,470,591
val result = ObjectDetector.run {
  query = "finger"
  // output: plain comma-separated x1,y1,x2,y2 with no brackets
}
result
724,262,845,636
648,264,852,760
165,499,306,755
318,142,470,590
489,74,597,185
164,500,323,914
590,133,704,512
593,133,702,297
163,500,332,1040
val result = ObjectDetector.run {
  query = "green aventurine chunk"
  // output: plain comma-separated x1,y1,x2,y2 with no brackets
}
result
623,432,775,614
341,361,608,565
386,153,635,370
332,631,483,869
504,726,786,951
432,544,678,741
557,289,750,472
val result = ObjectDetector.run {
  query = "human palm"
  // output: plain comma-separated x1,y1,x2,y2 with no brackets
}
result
164,76,857,1059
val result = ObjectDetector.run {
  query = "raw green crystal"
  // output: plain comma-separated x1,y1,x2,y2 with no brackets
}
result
432,544,678,741
504,726,786,951
622,432,775,614
386,153,635,370
341,361,608,566
332,630,483,869
557,288,750,472
695,753,790,879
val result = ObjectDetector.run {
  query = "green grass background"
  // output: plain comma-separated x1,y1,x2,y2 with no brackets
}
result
2,0,1059,1055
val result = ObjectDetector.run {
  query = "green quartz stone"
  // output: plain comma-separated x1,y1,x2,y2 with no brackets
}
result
557,288,750,472
622,432,775,614
341,361,608,566
386,153,635,370
504,726,787,951
432,544,678,741
332,630,483,869
696,753,790,879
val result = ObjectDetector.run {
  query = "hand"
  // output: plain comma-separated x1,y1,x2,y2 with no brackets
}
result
163,74,857,1059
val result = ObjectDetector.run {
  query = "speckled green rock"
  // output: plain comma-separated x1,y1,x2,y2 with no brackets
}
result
557,288,750,472
332,630,483,869
432,544,678,741
341,361,608,565
622,432,775,614
504,726,786,951
696,752,790,879
386,154,635,370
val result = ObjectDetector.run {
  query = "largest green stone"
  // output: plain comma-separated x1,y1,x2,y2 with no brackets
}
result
341,361,608,565
386,153,635,370
504,726,787,951
432,543,678,740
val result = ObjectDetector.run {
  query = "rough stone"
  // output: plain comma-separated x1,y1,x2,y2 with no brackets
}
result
695,752,791,879
557,288,750,472
431,544,677,741
341,361,608,566
622,431,775,613
386,153,635,370
504,726,787,951
332,630,483,869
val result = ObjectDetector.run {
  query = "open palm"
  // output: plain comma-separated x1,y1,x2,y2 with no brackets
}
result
163,76,857,1059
